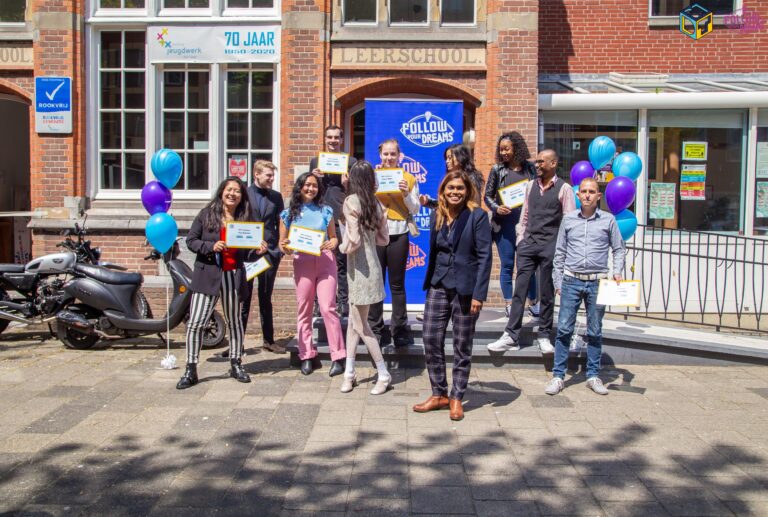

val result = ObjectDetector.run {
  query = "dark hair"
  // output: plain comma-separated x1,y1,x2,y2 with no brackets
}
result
445,144,477,176
287,172,324,223
495,131,531,166
435,171,479,229
346,161,381,233
325,124,343,139
202,177,252,232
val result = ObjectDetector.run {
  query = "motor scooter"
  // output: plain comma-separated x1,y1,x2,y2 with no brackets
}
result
55,241,224,350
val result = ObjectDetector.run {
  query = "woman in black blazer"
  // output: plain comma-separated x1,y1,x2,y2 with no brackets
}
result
412,171,492,421
176,176,267,390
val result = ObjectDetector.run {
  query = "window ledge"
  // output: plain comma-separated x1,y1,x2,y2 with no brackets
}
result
649,15,733,28
0,26,33,40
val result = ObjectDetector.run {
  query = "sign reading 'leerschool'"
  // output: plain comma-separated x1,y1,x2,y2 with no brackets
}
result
332,45,485,70
148,25,280,63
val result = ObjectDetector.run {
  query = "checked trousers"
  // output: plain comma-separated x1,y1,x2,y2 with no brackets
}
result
422,287,479,401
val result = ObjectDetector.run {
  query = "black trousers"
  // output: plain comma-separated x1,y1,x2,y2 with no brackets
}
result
241,256,281,344
368,232,410,339
504,239,556,342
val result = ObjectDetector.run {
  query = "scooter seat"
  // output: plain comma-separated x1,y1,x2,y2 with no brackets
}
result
74,263,143,285
0,264,25,273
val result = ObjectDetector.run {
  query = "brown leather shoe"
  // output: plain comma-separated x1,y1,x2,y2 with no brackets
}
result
412,395,449,413
263,342,286,354
449,398,464,421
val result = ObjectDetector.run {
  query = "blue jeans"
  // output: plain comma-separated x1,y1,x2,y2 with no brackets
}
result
552,276,605,379
493,224,538,302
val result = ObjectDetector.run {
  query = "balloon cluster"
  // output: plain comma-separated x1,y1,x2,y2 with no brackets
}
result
142,149,183,253
569,136,642,241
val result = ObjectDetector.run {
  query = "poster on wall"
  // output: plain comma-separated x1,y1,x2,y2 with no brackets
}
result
148,25,280,63
680,164,707,201
228,156,248,181
682,141,708,161
649,182,676,219
757,142,768,179
364,99,463,304
757,182,768,218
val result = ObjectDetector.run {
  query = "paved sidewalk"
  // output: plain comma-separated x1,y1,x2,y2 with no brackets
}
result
1,327,767,516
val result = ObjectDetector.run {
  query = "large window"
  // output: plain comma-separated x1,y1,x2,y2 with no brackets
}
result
755,110,768,236
647,110,746,232
0,0,25,23
650,0,739,16
225,68,275,183
162,67,210,191
390,0,428,24
441,0,474,24
99,31,147,191
343,0,376,24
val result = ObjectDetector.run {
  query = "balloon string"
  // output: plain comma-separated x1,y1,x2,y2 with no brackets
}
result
166,269,170,356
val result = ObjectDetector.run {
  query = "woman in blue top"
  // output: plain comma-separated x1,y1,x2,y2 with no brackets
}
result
279,172,346,376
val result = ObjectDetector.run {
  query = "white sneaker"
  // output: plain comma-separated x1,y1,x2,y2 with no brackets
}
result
586,377,609,395
537,337,555,354
487,332,519,352
545,377,564,395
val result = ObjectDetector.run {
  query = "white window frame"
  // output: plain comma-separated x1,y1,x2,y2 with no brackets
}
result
439,0,475,26
91,0,279,18
648,0,743,18
341,0,377,26
389,0,430,26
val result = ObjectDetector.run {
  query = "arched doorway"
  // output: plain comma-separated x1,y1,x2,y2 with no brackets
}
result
0,93,31,263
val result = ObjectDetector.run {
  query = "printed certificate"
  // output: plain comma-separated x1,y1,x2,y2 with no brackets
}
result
596,279,641,307
376,168,404,194
317,152,350,175
498,180,529,209
244,257,271,281
225,222,264,249
286,225,325,256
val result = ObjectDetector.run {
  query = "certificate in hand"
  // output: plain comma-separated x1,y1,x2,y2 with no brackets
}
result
376,168,404,194
286,225,325,256
498,180,529,209
226,222,264,249
244,257,271,281
596,279,641,307
317,152,350,175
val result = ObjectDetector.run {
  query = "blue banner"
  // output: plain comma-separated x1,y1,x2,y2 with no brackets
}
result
364,99,463,305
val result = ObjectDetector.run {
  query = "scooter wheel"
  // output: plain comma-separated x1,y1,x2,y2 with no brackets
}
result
201,310,226,349
57,321,98,350
0,289,10,335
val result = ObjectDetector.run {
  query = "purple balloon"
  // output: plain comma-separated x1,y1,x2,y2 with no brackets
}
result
141,181,173,215
570,161,595,187
605,177,636,214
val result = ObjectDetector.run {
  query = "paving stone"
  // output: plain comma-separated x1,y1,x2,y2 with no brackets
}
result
474,500,541,517
529,487,603,516
468,475,533,501
410,463,468,486
650,486,734,516
349,473,409,499
283,483,350,511
463,453,520,477
346,497,410,516
582,475,655,502
410,485,475,515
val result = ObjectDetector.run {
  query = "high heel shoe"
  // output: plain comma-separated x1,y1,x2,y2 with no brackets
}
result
370,375,391,395
340,375,357,393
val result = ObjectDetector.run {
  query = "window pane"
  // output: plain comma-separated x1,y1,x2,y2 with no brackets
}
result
101,0,120,7
189,0,209,7
391,0,428,23
187,112,209,149
125,153,145,189
0,0,25,22
101,32,121,69
251,152,272,164
344,0,376,23
442,0,473,23
101,112,121,149
164,0,184,7
125,112,145,150
125,0,145,7
228,0,248,6
101,153,121,190
101,72,121,109
163,112,185,149
252,0,273,6
188,154,209,190
164,71,185,109
651,0,735,16
187,72,209,109
227,71,249,109
124,72,145,109
124,32,145,68
252,71,273,109
647,109,746,232
251,112,272,149
227,113,248,149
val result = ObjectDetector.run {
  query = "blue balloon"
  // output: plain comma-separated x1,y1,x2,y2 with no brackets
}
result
612,152,643,182
614,209,638,241
151,149,183,190
145,212,178,253
573,184,581,210
588,136,617,170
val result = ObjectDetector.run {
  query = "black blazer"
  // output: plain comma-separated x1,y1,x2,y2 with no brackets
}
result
422,207,493,301
246,184,284,263
186,208,254,298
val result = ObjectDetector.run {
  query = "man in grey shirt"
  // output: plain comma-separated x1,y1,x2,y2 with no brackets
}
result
545,177,626,396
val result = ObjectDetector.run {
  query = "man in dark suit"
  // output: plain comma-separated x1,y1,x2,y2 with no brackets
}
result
240,160,284,353
309,124,357,318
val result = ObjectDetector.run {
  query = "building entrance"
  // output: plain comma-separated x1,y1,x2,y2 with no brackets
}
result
0,94,31,263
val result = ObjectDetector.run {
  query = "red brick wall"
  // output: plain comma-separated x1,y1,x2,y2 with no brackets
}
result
539,0,768,73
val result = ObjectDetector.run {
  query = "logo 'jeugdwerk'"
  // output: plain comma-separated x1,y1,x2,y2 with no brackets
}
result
400,111,455,148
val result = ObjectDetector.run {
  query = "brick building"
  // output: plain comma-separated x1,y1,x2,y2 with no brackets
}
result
1,0,767,332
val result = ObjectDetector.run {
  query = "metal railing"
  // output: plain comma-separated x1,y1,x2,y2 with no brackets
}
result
609,225,768,334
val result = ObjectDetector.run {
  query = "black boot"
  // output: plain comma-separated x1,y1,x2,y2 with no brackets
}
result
230,359,251,383
300,359,314,376
176,364,198,390
328,360,345,377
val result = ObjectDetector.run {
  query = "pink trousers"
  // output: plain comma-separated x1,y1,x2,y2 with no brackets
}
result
293,250,345,361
